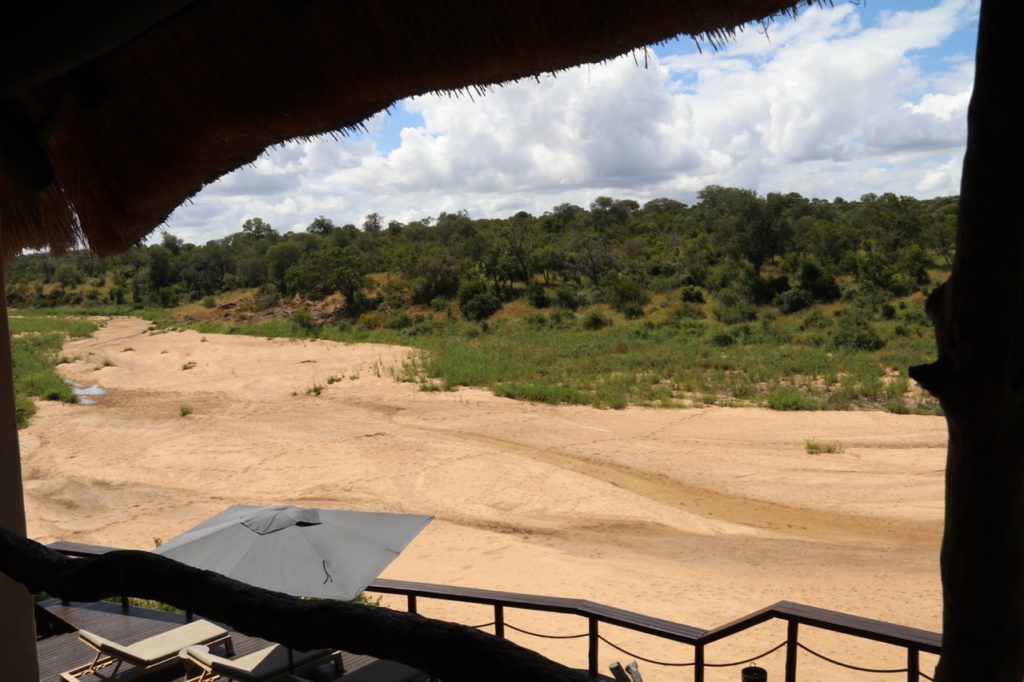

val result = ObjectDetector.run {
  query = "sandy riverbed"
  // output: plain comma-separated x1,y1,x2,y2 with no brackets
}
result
21,317,947,679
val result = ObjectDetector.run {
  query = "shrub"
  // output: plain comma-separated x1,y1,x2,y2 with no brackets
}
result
387,310,413,329
777,288,814,314
201,295,216,309
525,282,551,308
458,280,502,321
680,285,705,303
713,296,756,324
429,296,450,312
880,303,896,320
181,361,197,370
461,292,502,321
833,310,885,351
553,287,583,311
549,310,576,329
357,311,385,329
753,275,789,305
805,440,844,454
582,311,611,330
767,387,824,411
179,405,193,417
253,283,281,310
619,301,646,319
604,275,649,316
710,331,735,347
797,260,841,302
290,307,317,335
799,308,828,330
674,302,705,320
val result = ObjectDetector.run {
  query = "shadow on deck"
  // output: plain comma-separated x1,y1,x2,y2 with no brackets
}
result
36,599,427,682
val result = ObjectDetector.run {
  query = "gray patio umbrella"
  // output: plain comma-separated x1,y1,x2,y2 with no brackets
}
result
153,504,431,601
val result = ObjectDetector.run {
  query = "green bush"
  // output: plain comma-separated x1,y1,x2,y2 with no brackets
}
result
777,288,814,314
461,292,502,321
582,311,611,330
290,307,317,335
680,285,705,303
768,387,824,411
387,310,413,329
674,302,705,320
201,296,216,309
710,331,735,347
525,283,550,309
458,280,502,321
553,287,583,311
833,310,885,351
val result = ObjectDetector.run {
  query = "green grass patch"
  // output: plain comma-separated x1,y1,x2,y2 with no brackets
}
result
806,440,845,454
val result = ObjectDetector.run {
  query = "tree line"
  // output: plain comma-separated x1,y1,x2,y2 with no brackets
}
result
5,187,957,323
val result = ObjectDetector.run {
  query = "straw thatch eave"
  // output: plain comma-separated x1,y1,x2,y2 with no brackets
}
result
0,0,810,259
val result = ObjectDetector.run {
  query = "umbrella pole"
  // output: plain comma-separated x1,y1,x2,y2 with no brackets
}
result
0,254,40,680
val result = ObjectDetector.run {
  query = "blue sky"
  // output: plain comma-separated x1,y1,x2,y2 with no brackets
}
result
164,0,979,243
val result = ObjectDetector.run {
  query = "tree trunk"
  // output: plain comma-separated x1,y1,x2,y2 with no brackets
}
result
0,254,41,681
0,530,589,682
909,1,1024,678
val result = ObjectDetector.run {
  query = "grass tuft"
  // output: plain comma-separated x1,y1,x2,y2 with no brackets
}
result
806,440,845,454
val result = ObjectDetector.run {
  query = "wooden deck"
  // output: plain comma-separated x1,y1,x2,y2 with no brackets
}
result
36,599,427,682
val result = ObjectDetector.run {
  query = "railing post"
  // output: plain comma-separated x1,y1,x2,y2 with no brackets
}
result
185,610,193,623
907,648,919,681
121,595,129,613
588,618,599,676
693,643,704,682
494,604,505,638
785,620,799,682
407,594,418,614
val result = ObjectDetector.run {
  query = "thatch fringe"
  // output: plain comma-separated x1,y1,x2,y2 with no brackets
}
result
1,0,812,259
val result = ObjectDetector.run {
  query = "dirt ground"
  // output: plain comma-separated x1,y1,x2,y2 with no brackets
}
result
21,317,948,680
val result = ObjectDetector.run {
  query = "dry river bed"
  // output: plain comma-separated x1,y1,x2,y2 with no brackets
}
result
20,317,947,680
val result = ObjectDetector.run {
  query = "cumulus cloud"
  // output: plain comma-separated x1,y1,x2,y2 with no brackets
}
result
164,0,978,243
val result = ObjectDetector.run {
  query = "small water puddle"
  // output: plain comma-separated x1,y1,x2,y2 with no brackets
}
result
65,380,108,405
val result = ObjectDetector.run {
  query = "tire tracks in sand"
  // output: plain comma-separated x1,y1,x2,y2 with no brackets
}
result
396,417,940,549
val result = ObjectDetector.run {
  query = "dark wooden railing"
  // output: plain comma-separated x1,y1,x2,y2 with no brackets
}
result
48,541,942,681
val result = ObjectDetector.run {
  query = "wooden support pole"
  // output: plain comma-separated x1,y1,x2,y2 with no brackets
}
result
784,621,798,682
494,604,505,639
907,1,1024,679
693,643,704,682
588,618,599,677
907,648,919,682
0,254,41,681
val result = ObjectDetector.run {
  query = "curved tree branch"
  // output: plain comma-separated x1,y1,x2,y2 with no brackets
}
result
0,529,589,682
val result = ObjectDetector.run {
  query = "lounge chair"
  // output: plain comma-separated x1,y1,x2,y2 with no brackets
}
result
609,660,644,682
60,618,233,681
181,643,342,682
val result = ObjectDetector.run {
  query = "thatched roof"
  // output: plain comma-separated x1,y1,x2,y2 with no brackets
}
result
0,0,810,259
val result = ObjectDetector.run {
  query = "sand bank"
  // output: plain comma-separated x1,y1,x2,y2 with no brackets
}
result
21,317,947,679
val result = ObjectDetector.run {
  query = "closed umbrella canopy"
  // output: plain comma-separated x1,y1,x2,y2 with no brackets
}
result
154,504,431,601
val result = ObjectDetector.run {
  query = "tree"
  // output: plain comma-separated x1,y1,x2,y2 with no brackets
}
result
363,212,383,233
241,217,277,240
306,216,336,235
284,246,368,312
697,186,777,273
146,245,174,290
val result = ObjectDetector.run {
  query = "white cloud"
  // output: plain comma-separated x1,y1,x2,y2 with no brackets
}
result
163,0,978,243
